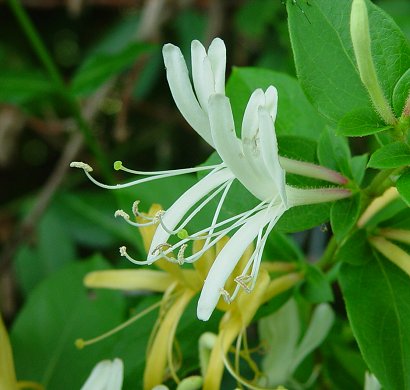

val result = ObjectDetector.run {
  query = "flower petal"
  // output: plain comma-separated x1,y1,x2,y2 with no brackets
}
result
289,303,334,374
84,270,174,292
208,94,266,200
0,315,17,390
265,85,278,121
191,40,215,113
163,44,214,147
197,208,277,321
207,38,226,94
80,359,123,390
147,168,234,262
258,106,287,204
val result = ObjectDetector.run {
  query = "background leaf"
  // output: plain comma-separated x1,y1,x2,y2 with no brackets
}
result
226,67,326,141
339,251,410,390
368,142,410,168
287,0,410,128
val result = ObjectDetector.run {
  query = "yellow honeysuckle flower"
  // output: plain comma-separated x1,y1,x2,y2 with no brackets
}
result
82,204,302,389
0,314,43,390
0,314,18,390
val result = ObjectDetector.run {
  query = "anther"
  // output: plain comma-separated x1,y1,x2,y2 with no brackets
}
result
220,288,231,304
234,275,253,293
70,161,93,172
177,244,187,265
114,209,130,220
153,210,165,223
151,243,172,256
119,246,127,256
132,200,140,216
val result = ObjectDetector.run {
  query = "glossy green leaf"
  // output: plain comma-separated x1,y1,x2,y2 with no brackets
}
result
300,265,334,303
351,154,368,186
336,229,372,266
368,141,410,168
71,42,153,96
393,68,410,116
226,67,326,140
318,127,352,177
10,256,127,390
275,203,331,233
265,231,304,262
397,169,410,206
330,194,361,242
337,109,390,136
288,0,410,125
14,205,76,295
339,251,410,390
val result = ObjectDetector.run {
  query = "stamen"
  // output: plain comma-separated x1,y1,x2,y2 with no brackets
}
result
75,299,162,349
151,243,179,263
114,209,130,220
113,160,123,171
154,210,166,223
117,162,225,176
234,275,253,293
177,244,188,265
151,243,173,257
119,246,150,265
132,200,140,216
70,161,93,172
220,288,231,304
177,229,189,239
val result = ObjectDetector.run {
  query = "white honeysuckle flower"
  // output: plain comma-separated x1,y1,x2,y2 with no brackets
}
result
71,38,351,321
80,358,123,390
364,372,381,390
258,299,335,387
162,38,226,147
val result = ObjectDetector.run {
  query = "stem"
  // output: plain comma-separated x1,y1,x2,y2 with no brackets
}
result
365,168,395,196
316,236,338,269
8,0,113,182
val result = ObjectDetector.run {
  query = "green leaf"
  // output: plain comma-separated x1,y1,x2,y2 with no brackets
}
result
368,141,410,168
323,344,367,390
275,203,331,233
336,229,372,266
330,194,361,243
397,169,410,206
234,0,279,39
14,206,76,295
265,231,304,262
339,251,410,390
226,67,326,141
300,265,334,303
393,68,410,116
287,0,410,124
318,127,352,177
337,109,390,136
0,70,54,105
351,154,368,185
71,42,153,96
10,256,127,390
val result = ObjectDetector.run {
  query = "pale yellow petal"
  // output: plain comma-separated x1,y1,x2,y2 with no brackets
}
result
369,236,410,277
263,272,303,303
144,289,195,389
0,314,18,390
84,270,173,292
203,270,270,389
